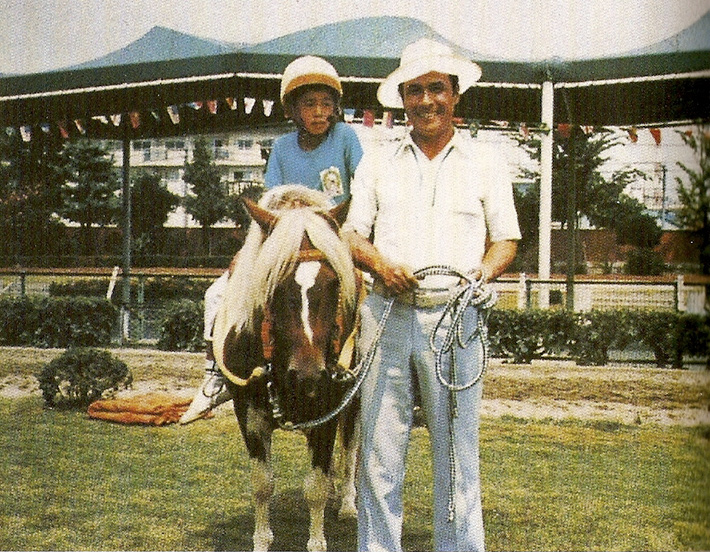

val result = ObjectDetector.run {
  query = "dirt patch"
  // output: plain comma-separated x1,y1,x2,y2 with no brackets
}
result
1,347,708,426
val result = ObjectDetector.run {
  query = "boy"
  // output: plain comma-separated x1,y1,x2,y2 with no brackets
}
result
180,55,362,424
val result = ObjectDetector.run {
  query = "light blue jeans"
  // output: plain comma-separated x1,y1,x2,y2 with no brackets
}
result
357,292,485,552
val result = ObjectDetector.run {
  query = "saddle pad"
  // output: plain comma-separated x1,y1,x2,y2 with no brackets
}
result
87,393,213,426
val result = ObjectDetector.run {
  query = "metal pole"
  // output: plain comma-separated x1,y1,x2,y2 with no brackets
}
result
566,129,577,312
538,81,554,308
121,130,131,343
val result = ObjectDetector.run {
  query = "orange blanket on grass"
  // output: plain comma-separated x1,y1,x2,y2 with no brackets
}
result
87,393,213,426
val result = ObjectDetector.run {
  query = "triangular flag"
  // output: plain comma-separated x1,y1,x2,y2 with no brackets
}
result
649,128,661,145
244,97,256,114
74,120,86,134
262,99,274,117
5,127,16,137
362,110,375,128
110,114,122,127
20,125,32,142
129,112,141,129
627,127,638,143
58,121,69,139
167,105,180,124
519,122,530,139
557,124,571,138
343,108,356,123
188,101,203,110
469,120,480,138
40,122,51,134
150,110,160,121
381,111,393,128
225,97,237,110
206,100,217,114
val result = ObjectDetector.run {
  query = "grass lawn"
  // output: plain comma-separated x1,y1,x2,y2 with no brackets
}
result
1,394,709,551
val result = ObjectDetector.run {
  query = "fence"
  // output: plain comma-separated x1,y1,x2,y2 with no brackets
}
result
1,268,708,344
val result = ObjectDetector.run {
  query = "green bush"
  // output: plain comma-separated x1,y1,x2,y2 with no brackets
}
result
0,296,42,345
488,309,573,363
141,276,211,303
37,347,132,409
628,310,682,368
570,309,635,365
677,313,710,367
49,278,112,298
0,296,117,347
156,299,204,352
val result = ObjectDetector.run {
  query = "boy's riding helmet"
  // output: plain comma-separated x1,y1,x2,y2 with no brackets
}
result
280,56,343,105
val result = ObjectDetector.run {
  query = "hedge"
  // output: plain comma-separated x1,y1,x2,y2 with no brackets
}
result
488,308,709,367
0,294,707,368
0,296,117,348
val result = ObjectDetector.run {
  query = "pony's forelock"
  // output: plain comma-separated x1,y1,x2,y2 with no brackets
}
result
220,186,353,335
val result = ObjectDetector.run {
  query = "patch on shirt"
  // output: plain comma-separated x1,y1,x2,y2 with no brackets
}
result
320,166,343,199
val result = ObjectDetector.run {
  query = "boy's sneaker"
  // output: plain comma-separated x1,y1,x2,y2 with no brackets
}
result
179,370,231,424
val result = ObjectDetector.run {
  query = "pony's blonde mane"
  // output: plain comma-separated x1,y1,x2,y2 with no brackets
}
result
216,185,356,338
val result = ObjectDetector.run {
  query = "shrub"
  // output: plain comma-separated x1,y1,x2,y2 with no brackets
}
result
35,297,117,348
0,296,42,345
37,347,132,409
157,299,204,351
488,309,573,363
625,247,667,276
570,309,635,365
0,296,116,348
49,278,112,298
629,310,681,368
677,313,710,368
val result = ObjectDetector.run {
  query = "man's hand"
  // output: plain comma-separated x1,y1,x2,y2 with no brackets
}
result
343,229,418,295
376,262,419,295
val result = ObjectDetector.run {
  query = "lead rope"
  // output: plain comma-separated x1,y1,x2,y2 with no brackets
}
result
413,265,498,523
269,294,394,431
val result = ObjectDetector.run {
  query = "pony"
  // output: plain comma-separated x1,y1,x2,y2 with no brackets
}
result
212,185,360,552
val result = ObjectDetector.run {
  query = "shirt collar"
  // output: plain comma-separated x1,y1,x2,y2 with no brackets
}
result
392,128,470,160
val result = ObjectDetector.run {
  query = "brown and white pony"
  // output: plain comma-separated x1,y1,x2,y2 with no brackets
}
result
212,186,359,552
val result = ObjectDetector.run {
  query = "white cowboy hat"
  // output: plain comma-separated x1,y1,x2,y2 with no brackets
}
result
280,55,342,105
377,38,482,109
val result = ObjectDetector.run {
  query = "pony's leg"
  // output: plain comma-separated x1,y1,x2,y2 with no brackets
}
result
250,458,274,552
304,425,337,552
337,409,359,519
303,466,331,552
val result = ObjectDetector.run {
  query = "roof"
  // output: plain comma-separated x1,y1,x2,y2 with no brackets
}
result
0,15,708,137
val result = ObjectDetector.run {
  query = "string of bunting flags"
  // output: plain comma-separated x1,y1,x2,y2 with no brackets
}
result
5,93,666,146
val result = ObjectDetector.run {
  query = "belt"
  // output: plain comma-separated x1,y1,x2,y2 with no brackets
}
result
370,280,459,308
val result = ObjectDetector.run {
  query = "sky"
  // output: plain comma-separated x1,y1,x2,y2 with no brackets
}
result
2,0,710,75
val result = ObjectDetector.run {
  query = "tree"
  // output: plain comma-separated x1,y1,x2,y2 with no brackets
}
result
676,126,710,275
57,140,121,255
182,137,227,255
514,126,662,272
0,130,65,261
130,170,179,257
225,183,265,230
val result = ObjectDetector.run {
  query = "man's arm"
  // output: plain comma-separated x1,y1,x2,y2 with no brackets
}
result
343,230,419,295
474,240,518,283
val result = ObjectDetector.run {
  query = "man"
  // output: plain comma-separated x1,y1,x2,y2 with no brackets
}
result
343,38,521,552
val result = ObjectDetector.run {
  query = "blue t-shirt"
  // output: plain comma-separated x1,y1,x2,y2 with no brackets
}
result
264,122,363,204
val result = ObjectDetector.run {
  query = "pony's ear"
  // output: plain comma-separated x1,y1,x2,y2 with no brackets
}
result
329,198,351,228
242,197,277,233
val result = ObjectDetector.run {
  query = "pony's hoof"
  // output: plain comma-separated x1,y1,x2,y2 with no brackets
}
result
338,500,357,519
253,529,273,552
307,536,327,552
